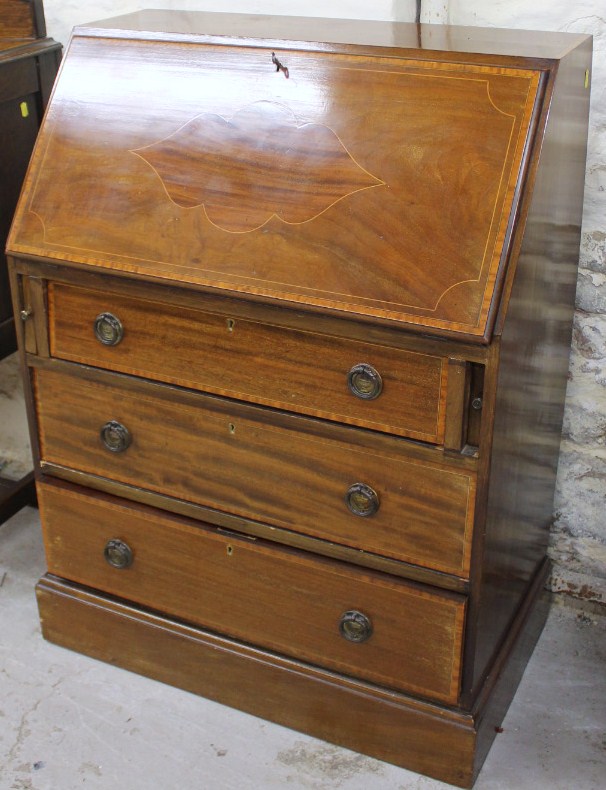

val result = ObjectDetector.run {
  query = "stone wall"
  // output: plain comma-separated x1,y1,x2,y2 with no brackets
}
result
24,1,606,606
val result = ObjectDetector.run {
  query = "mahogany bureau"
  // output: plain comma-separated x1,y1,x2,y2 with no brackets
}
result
6,12,591,787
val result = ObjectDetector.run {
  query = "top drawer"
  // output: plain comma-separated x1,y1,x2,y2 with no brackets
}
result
49,283,448,444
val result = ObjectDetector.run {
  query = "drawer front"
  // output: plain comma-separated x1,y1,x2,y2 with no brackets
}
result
38,480,466,704
35,367,475,577
49,283,447,444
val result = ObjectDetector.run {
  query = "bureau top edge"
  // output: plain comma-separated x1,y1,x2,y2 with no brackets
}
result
78,11,589,62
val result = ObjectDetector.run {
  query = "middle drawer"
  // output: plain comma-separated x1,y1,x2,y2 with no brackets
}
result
34,365,475,577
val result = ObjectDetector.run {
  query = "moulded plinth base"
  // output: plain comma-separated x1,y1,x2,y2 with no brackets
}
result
36,562,550,788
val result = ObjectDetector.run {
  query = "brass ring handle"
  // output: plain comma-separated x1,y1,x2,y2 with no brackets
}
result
104,538,134,569
345,483,379,517
339,610,373,643
347,363,382,400
100,420,131,453
94,312,124,346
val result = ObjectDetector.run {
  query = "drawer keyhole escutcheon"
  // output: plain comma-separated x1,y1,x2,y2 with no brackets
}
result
104,539,134,569
345,483,379,517
347,363,382,400
226,318,235,332
339,610,373,643
94,312,124,346
100,420,132,453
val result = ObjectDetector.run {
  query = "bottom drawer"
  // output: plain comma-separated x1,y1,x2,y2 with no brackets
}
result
38,479,466,704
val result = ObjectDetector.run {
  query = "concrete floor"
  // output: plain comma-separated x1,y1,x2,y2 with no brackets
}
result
0,355,31,483
1,353,605,789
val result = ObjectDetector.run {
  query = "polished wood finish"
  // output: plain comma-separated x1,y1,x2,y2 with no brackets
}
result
84,11,589,61
7,13,591,787
0,0,46,39
35,466,469,595
35,550,549,789
8,259,491,363
39,479,465,703
37,572,477,788
49,283,448,443
463,36,593,698
8,31,543,341
34,363,475,577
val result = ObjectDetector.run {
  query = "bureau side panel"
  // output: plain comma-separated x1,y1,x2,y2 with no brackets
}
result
466,42,592,694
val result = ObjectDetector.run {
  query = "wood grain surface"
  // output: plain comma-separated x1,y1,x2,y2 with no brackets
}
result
463,36,592,699
7,14,592,786
36,573,477,787
8,29,541,339
49,283,448,443
0,1,37,39
34,364,476,577
38,479,466,703
80,11,588,62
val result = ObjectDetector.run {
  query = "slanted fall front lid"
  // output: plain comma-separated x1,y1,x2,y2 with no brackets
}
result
8,14,543,340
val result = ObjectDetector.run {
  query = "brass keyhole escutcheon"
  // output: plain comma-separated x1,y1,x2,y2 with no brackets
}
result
100,420,132,453
226,318,236,332
347,363,382,400
94,312,124,346
339,610,373,643
104,538,134,569
345,483,380,517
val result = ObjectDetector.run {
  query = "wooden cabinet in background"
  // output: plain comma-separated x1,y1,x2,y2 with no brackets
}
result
1,0,60,358
6,12,591,787
0,1,60,522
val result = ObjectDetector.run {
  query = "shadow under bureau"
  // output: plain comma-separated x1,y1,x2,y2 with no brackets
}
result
6,11,591,787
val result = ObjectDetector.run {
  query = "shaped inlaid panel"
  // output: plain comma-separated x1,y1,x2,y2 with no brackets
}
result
9,34,542,339
133,102,384,232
